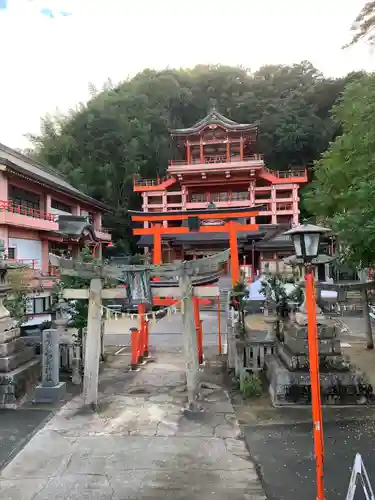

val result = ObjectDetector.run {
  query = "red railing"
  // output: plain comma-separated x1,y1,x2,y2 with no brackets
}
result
0,201,56,222
169,154,264,167
277,203,293,211
277,169,307,178
6,258,41,269
263,167,307,179
133,175,171,187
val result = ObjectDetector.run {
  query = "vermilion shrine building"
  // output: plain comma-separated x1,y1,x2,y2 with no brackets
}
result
133,110,308,276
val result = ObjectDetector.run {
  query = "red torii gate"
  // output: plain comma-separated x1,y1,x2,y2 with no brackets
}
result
130,205,263,285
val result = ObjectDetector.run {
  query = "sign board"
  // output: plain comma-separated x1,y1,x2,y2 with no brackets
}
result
345,453,374,500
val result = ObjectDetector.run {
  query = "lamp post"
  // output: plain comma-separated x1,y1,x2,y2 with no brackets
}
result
284,223,330,500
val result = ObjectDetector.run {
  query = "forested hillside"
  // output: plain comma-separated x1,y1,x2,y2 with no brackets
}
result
27,62,363,252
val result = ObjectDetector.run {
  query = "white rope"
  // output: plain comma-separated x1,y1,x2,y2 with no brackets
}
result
101,299,187,323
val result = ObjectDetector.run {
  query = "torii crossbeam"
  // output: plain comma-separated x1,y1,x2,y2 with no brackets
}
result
130,205,263,284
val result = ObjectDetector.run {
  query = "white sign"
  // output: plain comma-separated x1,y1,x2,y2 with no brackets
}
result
345,454,374,500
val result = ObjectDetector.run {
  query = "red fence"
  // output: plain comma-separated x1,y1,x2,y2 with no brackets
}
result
0,201,56,222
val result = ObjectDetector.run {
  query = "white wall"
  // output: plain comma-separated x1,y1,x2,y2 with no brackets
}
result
8,238,42,269
49,207,71,218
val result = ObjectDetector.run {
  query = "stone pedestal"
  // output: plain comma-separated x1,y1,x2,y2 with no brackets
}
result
0,321,40,408
34,329,66,403
264,314,277,342
0,257,41,408
265,313,373,406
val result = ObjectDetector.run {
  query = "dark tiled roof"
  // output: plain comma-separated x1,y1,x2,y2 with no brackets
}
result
0,143,111,212
136,224,294,249
57,215,101,242
136,231,265,248
254,225,293,249
170,109,258,136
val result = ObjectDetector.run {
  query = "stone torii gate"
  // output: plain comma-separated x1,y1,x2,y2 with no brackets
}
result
49,249,229,410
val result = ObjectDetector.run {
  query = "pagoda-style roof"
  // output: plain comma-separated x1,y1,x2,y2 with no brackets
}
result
170,109,258,136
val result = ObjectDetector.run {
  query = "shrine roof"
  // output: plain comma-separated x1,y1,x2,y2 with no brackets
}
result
136,231,264,247
0,143,111,212
253,225,293,249
57,215,102,242
170,109,258,136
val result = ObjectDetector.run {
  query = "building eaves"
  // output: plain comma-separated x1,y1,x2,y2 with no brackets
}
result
170,109,258,136
0,143,111,212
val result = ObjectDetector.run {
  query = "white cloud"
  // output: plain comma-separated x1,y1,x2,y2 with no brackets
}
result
0,0,373,148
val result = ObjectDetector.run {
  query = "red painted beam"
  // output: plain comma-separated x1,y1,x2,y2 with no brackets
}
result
131,210,260,222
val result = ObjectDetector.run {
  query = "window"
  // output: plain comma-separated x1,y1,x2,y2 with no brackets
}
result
190,193,206,203
7,248,15,259
211,192,229,202
34,298,44,314
261,252,275,260
276,190,292,199
8,186,40,210
231,191,249,201
51,199,72,213
148,196,162,205
25,296,51,315
255,191,269,201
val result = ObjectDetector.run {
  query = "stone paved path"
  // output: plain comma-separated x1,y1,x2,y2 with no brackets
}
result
0,350,266,499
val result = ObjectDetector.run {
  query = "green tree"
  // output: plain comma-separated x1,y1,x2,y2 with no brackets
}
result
27,63,353,249
54,246,114,340
345,1,375,46
304,74,375,268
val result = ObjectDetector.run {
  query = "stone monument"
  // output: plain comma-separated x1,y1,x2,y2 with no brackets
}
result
33,328,66,403
266,289,373,406
0,254,40,408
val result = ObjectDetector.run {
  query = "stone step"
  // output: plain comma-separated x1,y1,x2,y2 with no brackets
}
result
266,354,373,406
286,322,337,340
0,346,35,373
0,337,26,357
283,335,341,355
0,326,21,344
0,357,40,408
277,343,348,372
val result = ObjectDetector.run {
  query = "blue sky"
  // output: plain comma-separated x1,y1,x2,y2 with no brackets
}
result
0,0,373,148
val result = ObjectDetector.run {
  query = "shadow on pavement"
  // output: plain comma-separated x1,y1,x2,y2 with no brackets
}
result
0,409,52,471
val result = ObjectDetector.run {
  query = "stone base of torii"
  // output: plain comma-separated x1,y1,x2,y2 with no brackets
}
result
49,249,229,411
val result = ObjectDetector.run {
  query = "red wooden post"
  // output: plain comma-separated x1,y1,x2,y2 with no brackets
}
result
144,318,149,358
130,327,139,370
228,221,240,285
305,269,325,500
137,304,145,363
193,297,203,364
217,294,222,355
138,304,148,359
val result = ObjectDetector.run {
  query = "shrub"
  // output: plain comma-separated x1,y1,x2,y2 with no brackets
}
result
239,372,263,398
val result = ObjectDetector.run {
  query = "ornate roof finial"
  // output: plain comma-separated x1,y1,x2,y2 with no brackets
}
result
209,98,217,113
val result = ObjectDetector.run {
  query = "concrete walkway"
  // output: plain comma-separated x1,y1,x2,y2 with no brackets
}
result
0,350,266,499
